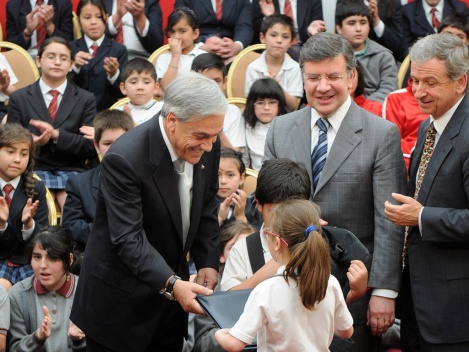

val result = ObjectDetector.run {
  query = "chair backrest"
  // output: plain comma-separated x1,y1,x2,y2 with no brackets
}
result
0,23,3,42
72,12,82,39
33,174,57,226
226,44,265,99
110,97,131,110
226,97,247,113
398,55,411,89
241,168,258,196
0,41,40,90
148,44,170,66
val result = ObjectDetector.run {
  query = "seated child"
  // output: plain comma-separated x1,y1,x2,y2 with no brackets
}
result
118,58,163,125
336,1,397,103
438,13,469,44
351,62,383,117
62,110,134,253
245,14,303,111
0,285,8,352
191,53,246,152
215,199,356,351
8,226,85,351
244,78,288,171
0,54,18,121
0,124,49,292
157,7,206,91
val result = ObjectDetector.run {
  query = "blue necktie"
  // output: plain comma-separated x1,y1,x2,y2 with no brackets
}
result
311,118,330,189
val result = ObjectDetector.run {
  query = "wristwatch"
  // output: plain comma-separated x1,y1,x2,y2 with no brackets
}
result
161,275,181,301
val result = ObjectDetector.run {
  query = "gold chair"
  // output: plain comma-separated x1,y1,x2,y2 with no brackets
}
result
241,168,258,196
148,44,170,66
398,55,411,89
72,12,82,40
33,174,58,226
226,97,247,113
0,23,3,42
226,44,265,99
110,97,131,110
0,41,40,90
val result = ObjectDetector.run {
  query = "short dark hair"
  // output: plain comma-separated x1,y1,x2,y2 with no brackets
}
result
353,61,366,97
261,14,296,39
335,0,372,29
120,58,157,82
191,53,227,78
255,159,311,205
244,78,289,128
438,13,469,38
38,36,74,61
94,110,134,143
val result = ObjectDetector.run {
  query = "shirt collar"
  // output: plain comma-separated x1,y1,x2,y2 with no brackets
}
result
33,273,75,298
310,96,351,134
39,78,67,95
431,95,464,136
422,0,444,15
159,114,179,163
0,176,21,192
128,99,158,110
259,51,298,75
84,34,105,49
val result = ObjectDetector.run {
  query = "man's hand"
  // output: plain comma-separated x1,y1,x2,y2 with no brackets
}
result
25,7,40,35
125,0,145,19
307,20,326,36
384,192,422,227
218,38,241,60
196,267,218,290
173,279,213,315
367,296,395,336
368,0,380,27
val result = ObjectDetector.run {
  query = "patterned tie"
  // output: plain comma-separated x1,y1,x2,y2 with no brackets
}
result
402,122,436,271
48,90,59,121
215,0,223,21
311,118,330,190
431,8,440,29
36,0,47,49
3,184,14,207
115,24,124,44
283,0,298,45
90,43,99,59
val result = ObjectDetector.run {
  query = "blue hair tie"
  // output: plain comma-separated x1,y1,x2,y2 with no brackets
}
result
305,225,317,237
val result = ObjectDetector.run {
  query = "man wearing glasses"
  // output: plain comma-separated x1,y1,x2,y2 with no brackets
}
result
263,32,406,352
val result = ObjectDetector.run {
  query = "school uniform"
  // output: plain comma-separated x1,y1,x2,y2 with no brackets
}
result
224,104,246,149
115,99,163,125
69,35,128,111
155,43,206,81
245,120,272,172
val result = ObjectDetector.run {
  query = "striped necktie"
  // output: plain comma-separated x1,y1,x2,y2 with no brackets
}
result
48,90,59,121
36,0,47,48
311,118,330,190
3,184,13,207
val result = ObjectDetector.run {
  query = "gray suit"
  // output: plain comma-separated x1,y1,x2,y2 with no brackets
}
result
264,101,406,350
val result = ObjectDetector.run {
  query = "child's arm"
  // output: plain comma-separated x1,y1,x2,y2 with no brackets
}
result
346,260,368,305
218,196,232,226
232,189,248,223
335,325,354,340
229,259,280,291
21,198,39,231
0,69,16,97
160,38,182,90
0,198,9,231
283,89,300,111
214,328,246,352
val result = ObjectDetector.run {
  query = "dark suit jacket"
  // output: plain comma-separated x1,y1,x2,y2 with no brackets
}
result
175,0,253,48
6,0,73,51
104,0,163,55
407,95,469,344
62,166,100,253
70,115,221,351
7,80,97,172
0,178,49,264
402,0,469,57
69,36,128,111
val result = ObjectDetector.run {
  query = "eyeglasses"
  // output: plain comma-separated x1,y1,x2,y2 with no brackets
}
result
43,54,72,63
263,228,289,247
304,73,346,84
254,99,279,107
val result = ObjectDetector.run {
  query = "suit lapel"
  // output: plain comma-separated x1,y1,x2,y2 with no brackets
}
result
290,108,314,177
409,119,428,194
201,0,216,19
315,103,362,195
54,83,79,128
89,37,112,71
91,167,100,202
19,0,32,26
296,0,307,34
414,1,435,34
9,181,27,224
28,82,51,123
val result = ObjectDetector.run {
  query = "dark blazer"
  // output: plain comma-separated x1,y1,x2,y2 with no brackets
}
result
104,0,163,55
272,0,323,44
70,115,221,351
7,80,97,172
0,178,49,264
62,166,100,253
6,0,73,51
406,96,469,344
402,0,469,57
175,0,253,48
69,36,128,111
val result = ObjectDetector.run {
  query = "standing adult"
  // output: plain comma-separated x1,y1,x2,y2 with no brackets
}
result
385,33,469,352
263,32,406,352
70,73,228,352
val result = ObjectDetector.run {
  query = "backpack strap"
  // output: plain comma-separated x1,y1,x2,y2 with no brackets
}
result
246,231,265,274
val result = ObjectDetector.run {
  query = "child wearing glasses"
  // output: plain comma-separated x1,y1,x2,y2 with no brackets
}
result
215,199,355,351
244,78,288,171
244,14,303,111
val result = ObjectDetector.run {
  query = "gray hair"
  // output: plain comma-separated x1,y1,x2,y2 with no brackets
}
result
299,32,356,74
161,72,228,121
410,33,469,92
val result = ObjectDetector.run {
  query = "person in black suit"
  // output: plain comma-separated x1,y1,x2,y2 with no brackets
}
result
7,36,97,214
402,0,469,58
70,0,128,111
385,33,469,352
103,0,163,59
70,73,229,352
6,0,73,57
174,0,253,62
62,109,134,254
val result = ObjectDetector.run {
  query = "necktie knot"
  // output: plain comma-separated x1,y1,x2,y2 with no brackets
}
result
316,118,330,133
3,184,14,207
90,44,99,58
49,89,59,98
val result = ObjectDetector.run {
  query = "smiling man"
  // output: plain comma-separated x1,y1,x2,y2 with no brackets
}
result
264,32,406,352
70,73,228,352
